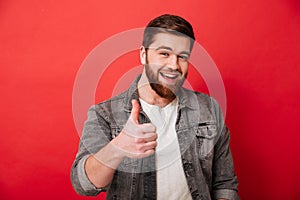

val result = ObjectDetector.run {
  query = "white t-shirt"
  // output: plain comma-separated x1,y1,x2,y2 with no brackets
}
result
140,98,192,200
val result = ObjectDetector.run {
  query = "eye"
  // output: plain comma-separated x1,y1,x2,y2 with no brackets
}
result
178,55,189,61
159,51,170,57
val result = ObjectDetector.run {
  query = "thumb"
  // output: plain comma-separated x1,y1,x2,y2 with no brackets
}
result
130,99,140,124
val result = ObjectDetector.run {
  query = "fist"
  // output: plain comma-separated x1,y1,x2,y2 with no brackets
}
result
111,99,157,158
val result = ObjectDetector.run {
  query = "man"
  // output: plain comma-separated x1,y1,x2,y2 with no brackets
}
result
71,14,239,200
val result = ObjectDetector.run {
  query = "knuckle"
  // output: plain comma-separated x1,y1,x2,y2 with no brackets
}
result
148,124,156,131
151,125,156,132
147,133,157,141
142,123,156,132
134,138,140,143
149,141,157,149
134,137,144,143
136,144,144,151
153,141,157,147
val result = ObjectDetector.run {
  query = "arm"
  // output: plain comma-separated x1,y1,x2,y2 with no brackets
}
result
211,99,239,200
84,142,125,189
71,100,157,195
212,125,239,200
70,104,113,196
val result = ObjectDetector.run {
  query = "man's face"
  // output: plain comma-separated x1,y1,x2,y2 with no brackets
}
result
140,33,191,99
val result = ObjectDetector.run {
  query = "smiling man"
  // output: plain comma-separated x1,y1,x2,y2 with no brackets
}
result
71,14,239,200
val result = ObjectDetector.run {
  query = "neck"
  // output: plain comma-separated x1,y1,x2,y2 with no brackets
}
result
137,73,175,108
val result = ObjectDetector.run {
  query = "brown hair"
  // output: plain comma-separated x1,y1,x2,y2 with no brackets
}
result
142,14,195,50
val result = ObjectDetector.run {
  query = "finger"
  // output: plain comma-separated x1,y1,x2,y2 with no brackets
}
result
140,123,156,133
130,99,140,124
140,148,156,158
135,141,157,152
134,132,157,141
146,141,157,149
133,149,155,159
143,133,158,142
140,141,157,152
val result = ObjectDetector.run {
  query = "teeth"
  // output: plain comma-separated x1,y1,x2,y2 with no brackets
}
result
161,72,178,79
165,74,176,78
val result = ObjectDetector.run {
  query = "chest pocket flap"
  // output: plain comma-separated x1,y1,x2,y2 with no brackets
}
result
194,123,217,139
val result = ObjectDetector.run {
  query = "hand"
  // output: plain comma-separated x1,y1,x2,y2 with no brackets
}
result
111,99,157,159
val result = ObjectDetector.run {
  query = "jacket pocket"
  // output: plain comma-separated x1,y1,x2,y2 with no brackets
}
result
194,122,218,159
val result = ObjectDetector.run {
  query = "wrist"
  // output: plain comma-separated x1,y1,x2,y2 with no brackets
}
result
93,141,126,169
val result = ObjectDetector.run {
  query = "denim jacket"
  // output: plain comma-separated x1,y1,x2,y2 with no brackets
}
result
71,75,239,200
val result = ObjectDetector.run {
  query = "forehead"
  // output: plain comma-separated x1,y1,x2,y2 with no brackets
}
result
149,33,191,52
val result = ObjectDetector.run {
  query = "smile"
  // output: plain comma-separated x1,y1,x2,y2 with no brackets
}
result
159,72,179,80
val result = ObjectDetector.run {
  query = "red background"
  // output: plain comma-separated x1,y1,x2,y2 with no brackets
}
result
1,0,299,199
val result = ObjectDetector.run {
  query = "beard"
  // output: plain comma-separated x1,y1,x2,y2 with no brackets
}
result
145,61,187,100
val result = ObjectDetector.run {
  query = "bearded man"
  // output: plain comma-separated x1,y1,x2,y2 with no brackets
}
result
71,14,239,200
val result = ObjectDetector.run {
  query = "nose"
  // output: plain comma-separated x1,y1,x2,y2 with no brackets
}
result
167,54,180,70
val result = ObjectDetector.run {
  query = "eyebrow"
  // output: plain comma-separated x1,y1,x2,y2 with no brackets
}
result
155,46,190,56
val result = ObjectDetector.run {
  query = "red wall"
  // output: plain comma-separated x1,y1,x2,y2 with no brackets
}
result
1,0,299,199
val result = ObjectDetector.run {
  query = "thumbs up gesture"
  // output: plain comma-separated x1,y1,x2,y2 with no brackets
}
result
111,99,157,159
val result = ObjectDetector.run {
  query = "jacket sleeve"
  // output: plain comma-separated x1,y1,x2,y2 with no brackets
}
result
211,98,240,200
70,105,111,196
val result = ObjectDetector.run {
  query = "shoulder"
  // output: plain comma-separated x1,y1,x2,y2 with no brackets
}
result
94,90,127,111
181,88,223,123
90,90,130,127
182,87,218,108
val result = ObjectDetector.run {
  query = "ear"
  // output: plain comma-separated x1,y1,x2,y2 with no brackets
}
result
140,46,146,65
